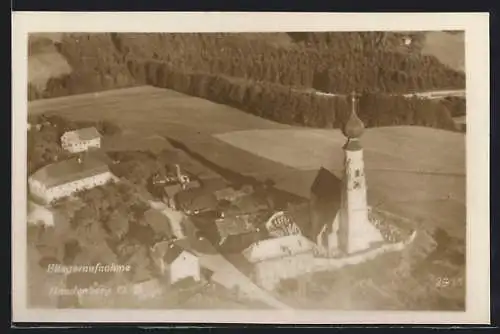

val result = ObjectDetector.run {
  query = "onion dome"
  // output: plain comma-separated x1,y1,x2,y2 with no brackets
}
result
342,92,365,139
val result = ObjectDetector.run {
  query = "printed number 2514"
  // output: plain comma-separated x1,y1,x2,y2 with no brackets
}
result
436,277,463,288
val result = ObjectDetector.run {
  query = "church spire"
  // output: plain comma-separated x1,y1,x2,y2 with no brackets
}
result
342,91,365,139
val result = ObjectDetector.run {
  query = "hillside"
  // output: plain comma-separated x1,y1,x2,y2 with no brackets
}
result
27,32,465,131
421,31,465,73
27,86,465,310
28,33,72,92
28,86,465,240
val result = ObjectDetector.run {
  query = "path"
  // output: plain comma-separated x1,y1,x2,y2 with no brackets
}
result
149,200,185,239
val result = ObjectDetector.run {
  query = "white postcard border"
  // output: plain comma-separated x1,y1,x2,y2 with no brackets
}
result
12,12,490,324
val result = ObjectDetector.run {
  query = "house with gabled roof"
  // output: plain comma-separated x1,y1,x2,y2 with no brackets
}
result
150,240,201,285
28,154,115,204
61,126,101,153
242,234,316,291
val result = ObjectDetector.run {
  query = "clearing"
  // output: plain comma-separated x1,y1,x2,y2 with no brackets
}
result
28,33,72,91
421,31,465,73
28,85,466,241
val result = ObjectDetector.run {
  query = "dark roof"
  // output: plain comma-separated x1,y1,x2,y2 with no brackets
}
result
163,183,183,198
163,242,196,265
30,155,111,188
309,167,343,239
175,188,218,212
310,167,342,200
63,127,101,141
215,214,259,239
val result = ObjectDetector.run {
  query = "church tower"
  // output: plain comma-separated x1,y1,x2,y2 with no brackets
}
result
336,92,383,255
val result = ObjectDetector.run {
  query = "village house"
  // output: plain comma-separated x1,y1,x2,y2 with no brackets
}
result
150,240,201,285
242,234,316,291
27,200,56,227
60,126,101,153
28,154,115,204
149,168,201,208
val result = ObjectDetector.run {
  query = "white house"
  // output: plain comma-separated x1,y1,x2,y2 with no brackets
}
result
60,127,101,153
27,200,55,227
151,241,201,285
28,154,115,204
242,234,316,291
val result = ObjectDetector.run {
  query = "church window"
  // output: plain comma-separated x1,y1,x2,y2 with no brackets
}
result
355,169,360,177
353,181,361,189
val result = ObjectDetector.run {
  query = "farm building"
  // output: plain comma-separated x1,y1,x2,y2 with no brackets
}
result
242,234,316,291
150,240,201,285
308,167,343,255
60,127,101,153
28,154,115,204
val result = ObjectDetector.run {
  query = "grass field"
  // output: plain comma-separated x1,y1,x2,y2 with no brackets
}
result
28,85,466,241
421,31,465,73
28,33,72,91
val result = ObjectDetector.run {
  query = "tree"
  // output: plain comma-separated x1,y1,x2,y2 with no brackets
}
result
106,209,130,240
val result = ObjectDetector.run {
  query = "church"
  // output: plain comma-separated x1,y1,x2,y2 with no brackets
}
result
309,92,384,257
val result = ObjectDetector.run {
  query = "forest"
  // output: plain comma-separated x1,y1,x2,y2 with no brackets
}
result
28,32,466,131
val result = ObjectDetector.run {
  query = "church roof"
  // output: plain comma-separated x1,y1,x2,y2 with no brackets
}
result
310,167,342,200
342,93,365,140
307,167,343,240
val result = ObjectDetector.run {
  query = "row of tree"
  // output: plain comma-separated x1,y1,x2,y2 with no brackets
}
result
28,33,135,101
128,60,458,131
30,32,465,100
28,33,463,131
113,32,464,94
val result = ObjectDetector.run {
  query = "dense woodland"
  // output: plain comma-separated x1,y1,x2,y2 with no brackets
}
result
28,32,466,131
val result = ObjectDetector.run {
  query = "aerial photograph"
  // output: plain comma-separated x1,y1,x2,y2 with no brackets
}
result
26,31,466,311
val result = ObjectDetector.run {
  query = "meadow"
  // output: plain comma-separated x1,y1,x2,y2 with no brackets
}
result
28,85,466,241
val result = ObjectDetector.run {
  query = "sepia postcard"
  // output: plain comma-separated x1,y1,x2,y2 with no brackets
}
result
12,12,490,324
